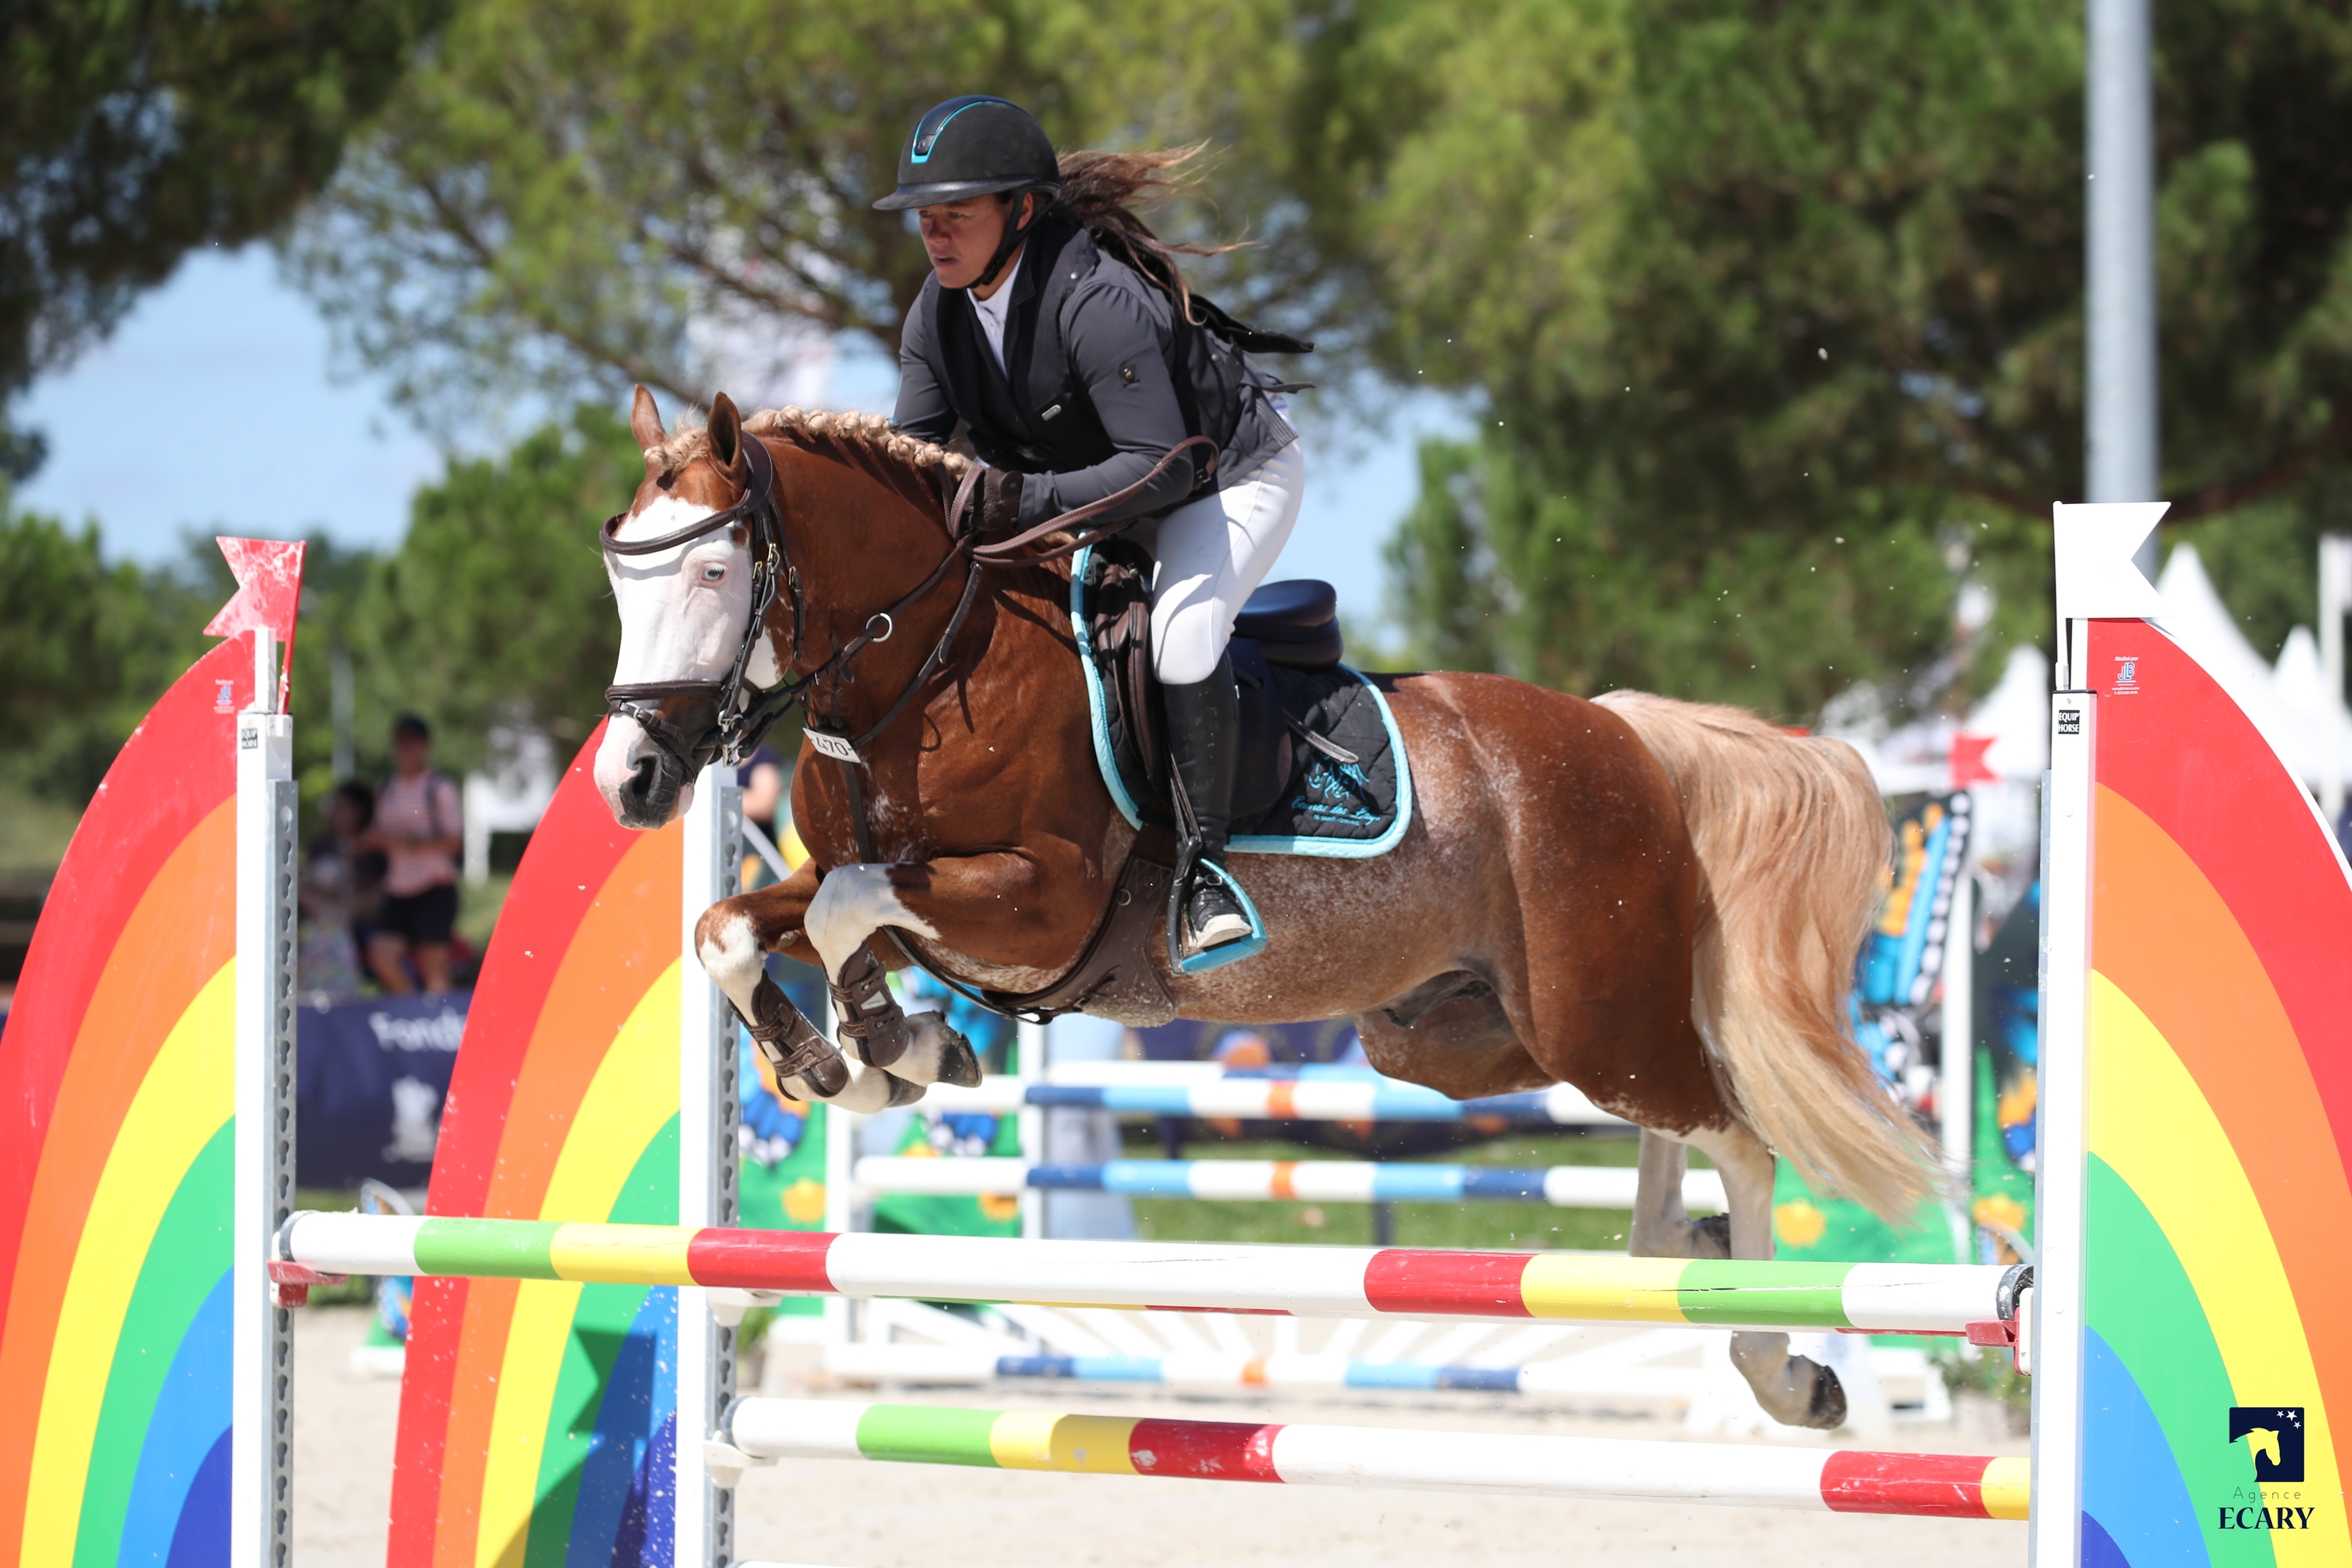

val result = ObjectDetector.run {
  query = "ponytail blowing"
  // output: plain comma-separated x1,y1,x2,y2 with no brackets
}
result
1049,144,1240,325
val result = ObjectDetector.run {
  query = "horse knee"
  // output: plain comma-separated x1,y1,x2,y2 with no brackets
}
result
695,902,765,1009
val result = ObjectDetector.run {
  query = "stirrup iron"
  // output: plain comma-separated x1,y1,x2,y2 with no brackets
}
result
829,946,910,1068
1165,853,1269,977
747,976,848,1098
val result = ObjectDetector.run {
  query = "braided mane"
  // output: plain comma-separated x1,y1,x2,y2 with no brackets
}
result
646,407,970,484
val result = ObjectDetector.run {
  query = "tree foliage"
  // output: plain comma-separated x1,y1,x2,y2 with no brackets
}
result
1,405,638,812
1,0,452,477
0,497,216,800
328,404,641,777
283,0,1330,430
270,0,2352,724
1338,0,2352,714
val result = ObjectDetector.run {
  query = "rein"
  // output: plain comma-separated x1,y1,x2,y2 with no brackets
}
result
601,434,1216,777
601,428,1221,1025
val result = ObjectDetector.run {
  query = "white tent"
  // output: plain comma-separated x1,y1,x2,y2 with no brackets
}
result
1963,643,2050,782
1825,643,2049,797
2154,544,2352,789
2270,625,2352,797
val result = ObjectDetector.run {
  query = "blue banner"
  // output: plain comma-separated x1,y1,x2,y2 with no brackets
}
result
296,991,468,1189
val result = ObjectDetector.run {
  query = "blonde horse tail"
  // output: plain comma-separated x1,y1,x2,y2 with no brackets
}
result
1596,690,1940,1223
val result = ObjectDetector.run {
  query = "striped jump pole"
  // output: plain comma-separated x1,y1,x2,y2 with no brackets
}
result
713,1399,2029,1521
281,1213,2024,1335
853,1156,1728,1210
916,1076,1621,1124
824,1343,1570,1393
821,1341,1792,1402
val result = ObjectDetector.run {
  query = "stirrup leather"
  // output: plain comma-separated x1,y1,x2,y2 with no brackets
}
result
747,976,848,1098
828,946,910,1069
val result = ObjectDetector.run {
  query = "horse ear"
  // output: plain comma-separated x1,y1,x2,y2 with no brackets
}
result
707,393,744,472
630,384,666,453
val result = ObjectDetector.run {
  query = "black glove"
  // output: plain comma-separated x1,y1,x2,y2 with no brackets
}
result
978,466,1025,536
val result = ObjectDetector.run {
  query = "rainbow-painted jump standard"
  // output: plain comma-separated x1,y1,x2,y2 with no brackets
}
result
853,1156,1727,1210
916,1076,1617,1124
715,1399,2029,1520
281,1213,2018,1334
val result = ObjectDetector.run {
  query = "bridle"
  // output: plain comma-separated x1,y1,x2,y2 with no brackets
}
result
602,434,807,776
600,430,1216,779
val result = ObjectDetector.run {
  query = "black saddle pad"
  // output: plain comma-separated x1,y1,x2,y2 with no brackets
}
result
1073,544,1410,858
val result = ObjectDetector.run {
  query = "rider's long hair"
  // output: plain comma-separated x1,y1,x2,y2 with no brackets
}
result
1051,145,1238,327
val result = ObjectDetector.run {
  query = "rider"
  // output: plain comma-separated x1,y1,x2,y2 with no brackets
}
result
878,95,1308,956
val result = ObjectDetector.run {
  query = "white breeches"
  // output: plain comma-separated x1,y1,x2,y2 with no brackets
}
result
1149,437,1305,686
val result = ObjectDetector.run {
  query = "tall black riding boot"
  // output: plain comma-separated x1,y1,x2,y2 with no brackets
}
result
1162,652,1252,953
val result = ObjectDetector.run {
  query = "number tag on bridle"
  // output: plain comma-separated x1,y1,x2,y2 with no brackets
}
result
804,728,863,764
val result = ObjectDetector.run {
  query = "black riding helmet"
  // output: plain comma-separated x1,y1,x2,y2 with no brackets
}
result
873,96,1060,289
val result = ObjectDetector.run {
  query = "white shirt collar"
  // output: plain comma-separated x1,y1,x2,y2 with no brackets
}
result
971,247,1024,373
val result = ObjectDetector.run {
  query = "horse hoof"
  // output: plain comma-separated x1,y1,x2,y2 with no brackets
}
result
1801,1362,1849,1429
889,1011,980,1087
935,1027,982,1088
884,1072,930,1109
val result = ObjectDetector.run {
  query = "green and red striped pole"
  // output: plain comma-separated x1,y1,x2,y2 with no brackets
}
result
718,1399,2030,1520
281,1213,2021,1335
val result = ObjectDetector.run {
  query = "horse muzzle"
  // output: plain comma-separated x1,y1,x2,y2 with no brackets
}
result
610,745,691,828
601,682,723,828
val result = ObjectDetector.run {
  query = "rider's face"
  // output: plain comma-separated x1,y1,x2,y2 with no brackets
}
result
917,193,1033,294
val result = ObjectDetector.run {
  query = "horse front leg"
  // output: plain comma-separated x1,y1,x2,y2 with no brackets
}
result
789,862,985,1099
692,864,936,1113
800,849,1087,1097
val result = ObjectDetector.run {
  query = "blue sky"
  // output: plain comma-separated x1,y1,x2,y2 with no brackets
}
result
14,244,1465,633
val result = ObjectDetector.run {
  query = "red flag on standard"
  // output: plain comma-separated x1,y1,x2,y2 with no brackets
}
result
206,536,307,710
204,536,307,640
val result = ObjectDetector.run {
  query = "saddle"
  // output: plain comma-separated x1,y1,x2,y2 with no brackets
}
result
960,542,1399,1022
1087,540,1349,826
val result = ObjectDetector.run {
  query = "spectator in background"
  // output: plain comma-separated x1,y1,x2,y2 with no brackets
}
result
365,715,463,994
297,781,382,1000
738,741,786,890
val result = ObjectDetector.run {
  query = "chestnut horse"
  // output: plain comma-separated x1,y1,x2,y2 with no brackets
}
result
594,389,1936,1428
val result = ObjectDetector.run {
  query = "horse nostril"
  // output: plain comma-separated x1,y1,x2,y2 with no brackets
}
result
626,755,659,802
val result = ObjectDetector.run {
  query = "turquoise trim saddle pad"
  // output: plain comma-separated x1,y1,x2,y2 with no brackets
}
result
1069,545,1412,858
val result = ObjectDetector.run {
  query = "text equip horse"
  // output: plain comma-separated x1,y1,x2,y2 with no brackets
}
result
593,388,1937,1428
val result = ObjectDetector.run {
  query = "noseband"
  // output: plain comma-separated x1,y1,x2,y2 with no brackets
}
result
600,431,1216,779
